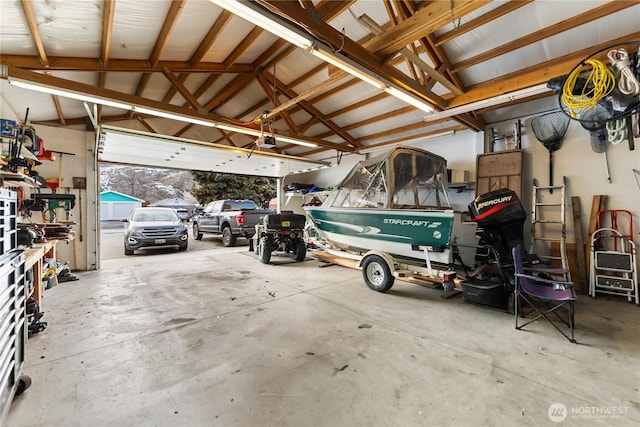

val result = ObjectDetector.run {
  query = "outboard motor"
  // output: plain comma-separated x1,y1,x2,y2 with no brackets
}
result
468,188,527,265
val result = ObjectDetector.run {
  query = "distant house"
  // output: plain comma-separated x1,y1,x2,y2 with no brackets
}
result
99,191,144,221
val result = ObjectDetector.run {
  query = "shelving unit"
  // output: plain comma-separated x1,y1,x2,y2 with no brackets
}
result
1,189,18,255
448,182,475,193
0,188,29,425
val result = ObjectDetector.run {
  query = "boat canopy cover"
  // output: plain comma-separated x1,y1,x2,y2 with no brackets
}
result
324,146,451,210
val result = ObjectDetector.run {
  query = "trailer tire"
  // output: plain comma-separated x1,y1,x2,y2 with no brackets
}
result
362,255,395,292
259,236,272,264
294,238,306,261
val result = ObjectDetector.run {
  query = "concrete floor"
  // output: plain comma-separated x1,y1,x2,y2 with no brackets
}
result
8,242,640,426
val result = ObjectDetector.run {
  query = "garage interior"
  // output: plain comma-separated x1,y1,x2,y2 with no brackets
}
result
1,1,639,426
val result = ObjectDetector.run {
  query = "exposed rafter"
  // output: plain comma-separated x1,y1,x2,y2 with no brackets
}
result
451,1,639,74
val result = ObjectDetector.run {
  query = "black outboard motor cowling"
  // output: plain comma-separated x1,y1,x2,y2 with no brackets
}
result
468,188,527,264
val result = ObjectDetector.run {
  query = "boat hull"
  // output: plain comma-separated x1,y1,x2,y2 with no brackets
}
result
305,207,478,266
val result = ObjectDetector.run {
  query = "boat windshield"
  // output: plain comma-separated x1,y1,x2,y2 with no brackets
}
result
324,147,451,209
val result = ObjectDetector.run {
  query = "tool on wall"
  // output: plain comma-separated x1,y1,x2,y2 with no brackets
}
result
579,104,612,183
531,111,570,192
47,150,76,220
489,120,522,152
72,177,86,242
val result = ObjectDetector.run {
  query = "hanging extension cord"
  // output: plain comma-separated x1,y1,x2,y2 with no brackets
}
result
562,59,616,118
606,119,627,145
608,48,640,95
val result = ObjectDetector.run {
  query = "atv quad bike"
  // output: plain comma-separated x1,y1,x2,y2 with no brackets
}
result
254,211,307,264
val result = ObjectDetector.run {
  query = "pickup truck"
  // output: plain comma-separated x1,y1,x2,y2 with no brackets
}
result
192,199,273,247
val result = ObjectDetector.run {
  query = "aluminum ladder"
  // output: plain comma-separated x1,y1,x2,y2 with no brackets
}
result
529,176,570,281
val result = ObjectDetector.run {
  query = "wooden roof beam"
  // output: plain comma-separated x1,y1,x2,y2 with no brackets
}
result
4,67,226,123
269,74,361,148
366,0,490,58
449,31,640,107
357,13,462,95
20,0,48,67
261,0,448,109
451,0,638,73
133,0,187,98
162,68,203,110
0,55,255,73
256,74,299,134
52,96,66,126
434,0,533,46
161,9,234,105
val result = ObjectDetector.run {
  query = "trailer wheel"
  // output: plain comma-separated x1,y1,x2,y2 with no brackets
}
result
294,239,306,261
222,226,237,247
362,255,395,292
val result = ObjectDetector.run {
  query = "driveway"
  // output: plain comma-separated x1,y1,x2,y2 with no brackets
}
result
100,220,252,260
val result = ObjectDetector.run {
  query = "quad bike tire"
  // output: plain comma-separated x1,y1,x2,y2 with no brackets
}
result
259,236,272,264
294,238,306,261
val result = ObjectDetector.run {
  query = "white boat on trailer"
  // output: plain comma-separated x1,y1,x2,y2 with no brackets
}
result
305,146,479,291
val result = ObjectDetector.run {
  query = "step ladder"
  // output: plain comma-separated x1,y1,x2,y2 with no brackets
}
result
589,211,638,304
529,176,570,281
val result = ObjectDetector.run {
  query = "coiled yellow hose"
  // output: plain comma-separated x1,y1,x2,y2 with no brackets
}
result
561,59,616,118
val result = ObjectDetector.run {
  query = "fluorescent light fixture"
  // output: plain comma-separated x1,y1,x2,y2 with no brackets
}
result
9,79,131,110
424,83,550,122
216,123,262,137
210,0,436,114
216,123,317,148
273,135,317,148
210,0,313,49
133,106,215,127
9,78,216,127
311,46,384,89
385,86,434,113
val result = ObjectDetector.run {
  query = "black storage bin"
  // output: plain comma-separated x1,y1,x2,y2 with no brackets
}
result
461,281,507,309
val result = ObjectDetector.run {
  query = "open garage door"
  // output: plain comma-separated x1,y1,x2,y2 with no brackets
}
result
98,126,331,178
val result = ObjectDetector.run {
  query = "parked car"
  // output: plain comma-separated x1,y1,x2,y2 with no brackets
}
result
122,207,188,255
174,208,191,221
192,199,273,247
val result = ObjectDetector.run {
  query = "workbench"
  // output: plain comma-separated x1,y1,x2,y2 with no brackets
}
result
24,240,57,307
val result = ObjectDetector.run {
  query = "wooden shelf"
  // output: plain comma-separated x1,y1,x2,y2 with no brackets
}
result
1,170,38,189
448,182,475,192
